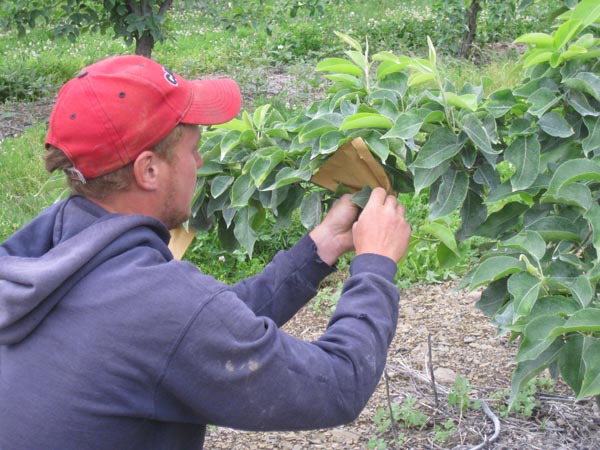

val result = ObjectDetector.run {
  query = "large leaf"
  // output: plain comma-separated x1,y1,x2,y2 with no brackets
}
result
568,275,594,308
421,221,460,256
340,113,393,130
249,148,285,187
485,88,518,118
545,158,600,195
500,230,547,261
383,109,431,140
559,334,585,395
527,87,562,117
429,168,469,220
538,112,574,138
584,203,600,259
515,315,566,363
564,72,600,103
525,216,581,242
469,256,526,290
461,113,495,155
474,203,529,238
412,161,449,196
582,117,600,155
315,57,362,76
230,173,256,207
210,175,234,199
550,309,600,336
505,135,541,191
233,207,258,257
456,187,487,241
411,128,463,169
510,340,563,408
578,336,600,399
508,272,543,320
300,192,323,229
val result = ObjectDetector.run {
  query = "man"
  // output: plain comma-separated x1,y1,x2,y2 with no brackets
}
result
0,55,411,449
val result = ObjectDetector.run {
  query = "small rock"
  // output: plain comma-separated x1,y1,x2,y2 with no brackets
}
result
434,367,457,385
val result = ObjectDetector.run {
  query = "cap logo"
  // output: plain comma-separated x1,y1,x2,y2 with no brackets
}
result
163,66,178,86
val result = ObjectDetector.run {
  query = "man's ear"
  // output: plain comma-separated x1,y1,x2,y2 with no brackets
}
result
132,150,162,191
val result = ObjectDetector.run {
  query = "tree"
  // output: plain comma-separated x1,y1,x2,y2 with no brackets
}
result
0,0,178,57
194,0,600,404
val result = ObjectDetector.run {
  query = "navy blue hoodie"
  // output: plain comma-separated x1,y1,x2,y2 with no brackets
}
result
0,195,399,450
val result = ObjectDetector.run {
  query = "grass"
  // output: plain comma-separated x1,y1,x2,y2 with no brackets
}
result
0,0,546,283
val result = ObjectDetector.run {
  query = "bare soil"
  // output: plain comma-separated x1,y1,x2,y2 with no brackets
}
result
3,72,600,450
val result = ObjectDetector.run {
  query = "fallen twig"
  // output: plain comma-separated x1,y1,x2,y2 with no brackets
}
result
428,333,439,408
468,399,500,450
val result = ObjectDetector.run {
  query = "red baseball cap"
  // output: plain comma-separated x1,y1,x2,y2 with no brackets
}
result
45,55,241,179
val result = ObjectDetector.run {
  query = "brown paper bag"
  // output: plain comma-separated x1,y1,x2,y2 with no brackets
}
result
310,137,394,194
168,224,196,260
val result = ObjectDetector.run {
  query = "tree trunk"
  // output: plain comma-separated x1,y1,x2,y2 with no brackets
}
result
135,33,155,58
459,0,483,58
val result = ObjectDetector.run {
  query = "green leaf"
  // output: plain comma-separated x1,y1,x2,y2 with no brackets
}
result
527,87,562,117
566,89,600,117
412,161,449,196
538,112,574,137
334,31,362,52
220,130,242,160
456,188,487,240
264,167,312,191
510,340,563,409
230,173,256,207
514,32,555,48
408,72,436,87
569,275,593,308
429,168,469,220
233,207,258,257
508,272,542,319
300,192,322,229
252,104,271,130
559,334,585,395
541,183,592,211
421,222,460,256
249,150,285,187
550,309,600,336
351,185,372,209
545,159,600,195
584,203,600,259
485,88,518,118
526,216,581,242
500,230,547,261
469,256,526,290
444,92,478,111
461,113,495,155
515,315,566,362
474,203,529,238
299,117,339,143
578,336,600,399
383,111,427,140
553,19,583,50
582,117,600,155
505,135,541,191
564,72,600,103
318,131,346,155
210,175,234,198
364,132,390,162
340,113,393,130
315,57,362,76
411,128,463,169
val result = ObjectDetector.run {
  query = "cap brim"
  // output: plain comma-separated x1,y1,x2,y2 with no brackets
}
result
182,78,241,126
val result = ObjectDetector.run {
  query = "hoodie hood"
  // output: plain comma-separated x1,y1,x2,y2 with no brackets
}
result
0,196,171,345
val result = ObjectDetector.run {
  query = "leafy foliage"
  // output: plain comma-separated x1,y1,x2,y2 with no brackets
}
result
0,0,180,56
194,0,600,404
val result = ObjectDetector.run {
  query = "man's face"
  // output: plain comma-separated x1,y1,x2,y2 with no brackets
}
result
160,125,203,229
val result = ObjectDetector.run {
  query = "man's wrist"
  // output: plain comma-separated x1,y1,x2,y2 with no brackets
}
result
308,226,341,266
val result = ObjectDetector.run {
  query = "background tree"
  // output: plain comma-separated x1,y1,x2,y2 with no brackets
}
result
0,0,178,57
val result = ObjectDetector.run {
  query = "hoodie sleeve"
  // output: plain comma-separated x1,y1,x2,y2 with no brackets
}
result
230,234,335,326
153,253,399,431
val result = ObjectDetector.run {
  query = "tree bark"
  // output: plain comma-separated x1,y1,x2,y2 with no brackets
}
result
135,33,155,58
459,0,483,58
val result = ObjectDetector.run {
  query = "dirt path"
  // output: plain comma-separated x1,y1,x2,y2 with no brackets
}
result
206,279,600,450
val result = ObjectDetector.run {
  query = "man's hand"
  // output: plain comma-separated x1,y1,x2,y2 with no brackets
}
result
353,187,411,263
309,194,360,265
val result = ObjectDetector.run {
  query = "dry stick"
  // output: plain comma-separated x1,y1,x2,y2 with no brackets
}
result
427,333,439,407
383,370,401,449
468,399,501,450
